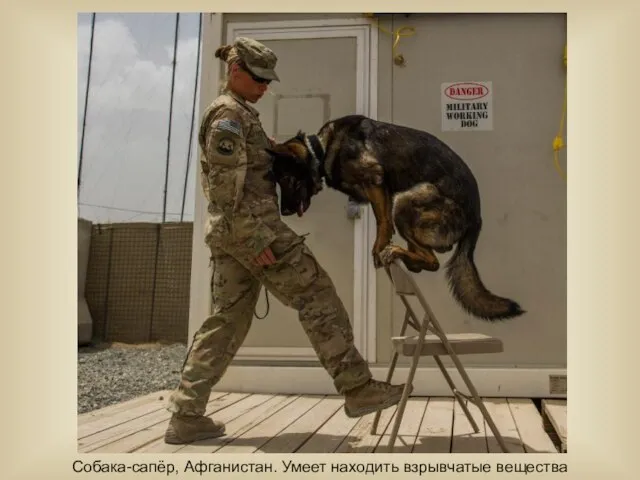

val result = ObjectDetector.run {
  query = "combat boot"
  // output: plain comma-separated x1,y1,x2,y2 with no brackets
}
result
164,413,226,444
343,379,412,418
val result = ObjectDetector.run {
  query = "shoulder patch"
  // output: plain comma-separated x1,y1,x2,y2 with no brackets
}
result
217,119,243,137
216,136,237,156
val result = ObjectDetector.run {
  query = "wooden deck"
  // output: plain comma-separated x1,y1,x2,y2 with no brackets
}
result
542,399,567,453
78,390,566,454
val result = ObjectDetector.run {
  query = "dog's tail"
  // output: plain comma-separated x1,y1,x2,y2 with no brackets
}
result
445,221,524,321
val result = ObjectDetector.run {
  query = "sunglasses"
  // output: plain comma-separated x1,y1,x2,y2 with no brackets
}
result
241,64,272,85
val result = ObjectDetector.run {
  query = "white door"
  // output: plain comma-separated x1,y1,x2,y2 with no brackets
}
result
237,36,359,360
190,16,378,394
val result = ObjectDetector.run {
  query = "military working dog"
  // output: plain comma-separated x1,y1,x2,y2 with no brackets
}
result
266,114,524,321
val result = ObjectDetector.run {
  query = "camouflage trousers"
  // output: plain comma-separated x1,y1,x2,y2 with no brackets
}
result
167,220,372,416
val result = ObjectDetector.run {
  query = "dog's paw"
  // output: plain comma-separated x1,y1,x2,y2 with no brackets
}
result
405,262,423,273
422,259,440,272
372,252,383,268
377,244,397,267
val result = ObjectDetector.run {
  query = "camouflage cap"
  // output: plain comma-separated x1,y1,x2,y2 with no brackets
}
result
234,37,280,82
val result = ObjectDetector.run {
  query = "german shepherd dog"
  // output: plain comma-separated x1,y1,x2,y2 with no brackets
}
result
266,114,524,321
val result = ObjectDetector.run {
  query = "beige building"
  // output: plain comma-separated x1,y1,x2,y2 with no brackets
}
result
188,13,567,398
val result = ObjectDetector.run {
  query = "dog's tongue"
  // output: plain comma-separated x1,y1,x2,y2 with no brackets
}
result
297,201,304,217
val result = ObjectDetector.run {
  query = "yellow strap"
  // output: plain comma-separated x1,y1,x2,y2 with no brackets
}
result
364,14,416,56
553,45,567,182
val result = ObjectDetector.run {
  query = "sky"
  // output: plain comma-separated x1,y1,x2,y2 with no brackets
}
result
77,13,203,223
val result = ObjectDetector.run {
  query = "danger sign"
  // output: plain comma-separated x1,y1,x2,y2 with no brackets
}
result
441,81,493,131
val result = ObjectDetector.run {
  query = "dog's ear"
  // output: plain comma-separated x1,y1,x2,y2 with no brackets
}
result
288,142,308,160
265,144,290,158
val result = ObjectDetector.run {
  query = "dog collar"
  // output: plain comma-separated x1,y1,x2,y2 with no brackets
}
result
304,134,327,178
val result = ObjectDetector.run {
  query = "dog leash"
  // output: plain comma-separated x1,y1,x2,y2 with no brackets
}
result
253,232,310,320
254,288,270,319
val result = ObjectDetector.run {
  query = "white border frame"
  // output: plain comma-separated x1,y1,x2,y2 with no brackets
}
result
188,13,221,355
189,15,379,363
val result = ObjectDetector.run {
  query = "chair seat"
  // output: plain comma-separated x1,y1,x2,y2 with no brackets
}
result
391,333,504,357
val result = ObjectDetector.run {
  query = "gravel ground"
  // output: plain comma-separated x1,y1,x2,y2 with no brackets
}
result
77,341,188,414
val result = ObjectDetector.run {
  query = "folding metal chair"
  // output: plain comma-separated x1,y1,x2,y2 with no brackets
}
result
371,258,509,453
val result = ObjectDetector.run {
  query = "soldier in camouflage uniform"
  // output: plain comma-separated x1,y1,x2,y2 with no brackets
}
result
164,37,410,445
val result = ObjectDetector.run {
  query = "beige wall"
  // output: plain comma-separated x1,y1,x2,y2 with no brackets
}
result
374,13,567,368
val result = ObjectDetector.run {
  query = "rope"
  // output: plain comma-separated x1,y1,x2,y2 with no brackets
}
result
553,45,567,182
364,14,416,63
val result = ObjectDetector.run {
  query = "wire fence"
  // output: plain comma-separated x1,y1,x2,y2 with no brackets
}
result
84,221,193,343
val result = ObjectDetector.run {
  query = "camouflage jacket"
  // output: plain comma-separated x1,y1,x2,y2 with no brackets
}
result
198,90,279,256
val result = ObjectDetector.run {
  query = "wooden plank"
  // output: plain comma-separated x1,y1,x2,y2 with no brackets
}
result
482,398,526,453
78,390,171,426
79,393,247,453
335,405,397,453
507,398,557,453
78,391,228,452
375,399,427,453
94,393,252,453
78,390,172,439
157,394,299,454
413,397,454,453
542,399,567,452
75,392,558,456
451,399,488,453
135,393,276,453
296,402,361,453
217,395,323,453
256,397,343,453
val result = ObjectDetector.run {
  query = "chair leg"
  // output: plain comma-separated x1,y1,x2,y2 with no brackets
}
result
447,352,509,453
388,315,429,451
473,397,510,453
371,350,400,434
433,355,479,432
387,357,419,451
372,310,412,435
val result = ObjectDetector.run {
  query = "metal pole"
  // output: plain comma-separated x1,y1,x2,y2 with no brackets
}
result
77,12,96,199
162,13,180,223
181,13,202,222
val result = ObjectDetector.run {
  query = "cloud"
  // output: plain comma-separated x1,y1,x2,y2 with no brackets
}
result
77,15,201,223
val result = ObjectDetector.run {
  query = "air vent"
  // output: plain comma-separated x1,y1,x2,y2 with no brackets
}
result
549,374,567,395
